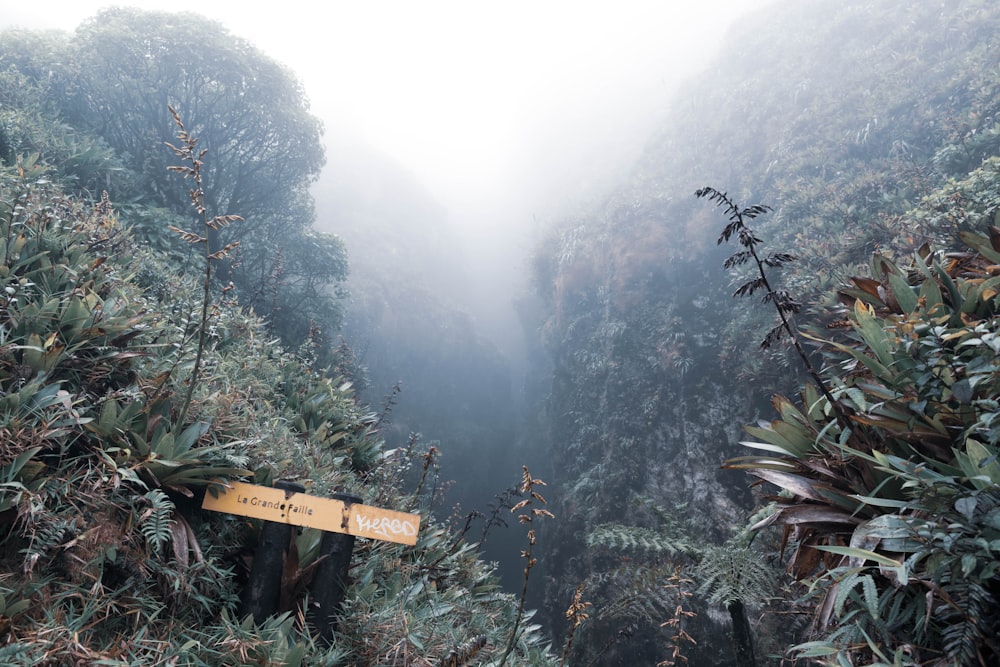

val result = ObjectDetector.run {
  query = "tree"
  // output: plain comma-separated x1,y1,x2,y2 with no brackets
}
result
59,8,345,350
66,8,323,221
0,31,121,191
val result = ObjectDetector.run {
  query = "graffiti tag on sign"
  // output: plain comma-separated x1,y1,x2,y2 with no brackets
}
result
355,513,418,540
202,480,421,545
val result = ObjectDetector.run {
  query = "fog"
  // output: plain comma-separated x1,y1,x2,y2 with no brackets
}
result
5,0,776,361
3,0,778,592
6,2,999,662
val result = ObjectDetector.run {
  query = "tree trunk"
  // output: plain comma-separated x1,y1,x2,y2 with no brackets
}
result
727,599,756,667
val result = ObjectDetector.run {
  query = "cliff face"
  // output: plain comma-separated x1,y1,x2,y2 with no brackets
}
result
530,1,1000,663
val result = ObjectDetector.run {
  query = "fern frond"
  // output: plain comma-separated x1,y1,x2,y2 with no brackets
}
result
587,523,694,557
599,564,681,623
695,545,775,607
138,488,175,555
937,575,995,667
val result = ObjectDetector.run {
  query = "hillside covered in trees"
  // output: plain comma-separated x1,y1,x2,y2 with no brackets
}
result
0,8,556,666
1,1,1000,666
529,0,1000,665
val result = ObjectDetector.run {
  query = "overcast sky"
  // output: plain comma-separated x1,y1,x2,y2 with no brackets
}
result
3,0,776,215
2,0,780,377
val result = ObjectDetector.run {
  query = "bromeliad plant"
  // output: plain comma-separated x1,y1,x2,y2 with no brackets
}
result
0,147,559,667
709,180,1000,663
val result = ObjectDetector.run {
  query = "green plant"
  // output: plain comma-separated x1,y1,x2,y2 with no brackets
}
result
585,503,774,667
725,207,1000,664
696,186,855,433
500,466,554,667
164,105,243,428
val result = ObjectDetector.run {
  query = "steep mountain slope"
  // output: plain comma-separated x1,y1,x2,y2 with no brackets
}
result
531,1,1000,663
0,16,557,666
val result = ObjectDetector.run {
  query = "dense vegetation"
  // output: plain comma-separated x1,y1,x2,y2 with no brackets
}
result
529,1,1000,664
3,1,1000,665
2,8,348,362
0,11,556,666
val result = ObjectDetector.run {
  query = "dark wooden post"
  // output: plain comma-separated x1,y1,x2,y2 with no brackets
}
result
240,480,304,624
728,599,757,667
307,491,362,645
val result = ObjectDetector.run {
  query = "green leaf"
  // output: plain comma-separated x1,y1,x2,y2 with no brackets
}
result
738,440,797,457
2,446,43,484
173,421,211,456
887,273,918,313
829,340,895,384
745,417,816,455
955,496,977,519
959,230,1000,263
853,514,915,540
961,554,977,577
850,495,909,509
815,545,902,568
853,300,895,363
919,276,944,315
750,469,829,502
966,438,1000,485
792,641,840,657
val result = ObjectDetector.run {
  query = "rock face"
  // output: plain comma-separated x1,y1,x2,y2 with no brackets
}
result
531,241,772,664
528,1,1000,663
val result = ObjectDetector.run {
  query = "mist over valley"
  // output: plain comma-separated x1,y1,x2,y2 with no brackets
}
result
1,1,999,665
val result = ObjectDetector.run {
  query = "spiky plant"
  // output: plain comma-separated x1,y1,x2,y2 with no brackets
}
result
696,186,854,435
717,166,1000,665
499,466,555,667
164,105,243,428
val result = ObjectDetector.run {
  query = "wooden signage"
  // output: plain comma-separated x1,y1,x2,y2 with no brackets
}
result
203,480,421,546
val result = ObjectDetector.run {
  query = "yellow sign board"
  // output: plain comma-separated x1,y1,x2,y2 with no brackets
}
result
202,481,421,546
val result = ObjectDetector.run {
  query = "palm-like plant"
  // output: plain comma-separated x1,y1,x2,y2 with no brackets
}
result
718,193,1000,664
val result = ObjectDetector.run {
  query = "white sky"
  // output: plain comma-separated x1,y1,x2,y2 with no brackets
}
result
2,0,776,213
2,0,779,371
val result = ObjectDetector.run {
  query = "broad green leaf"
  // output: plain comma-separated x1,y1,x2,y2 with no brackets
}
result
919,277,944,315
887,273,917,313
815,545,902,568
852,514,923,552
3,446,43,483
751,469,838,503
850,494,909,509
828,340,895,384
792,642,840,657
765,505,860,526
966,438,1000,485
738,440,797,457
745,421,813,457
852,300,895,369
173,421,211,456
22,333,44,371
959,230,1000,263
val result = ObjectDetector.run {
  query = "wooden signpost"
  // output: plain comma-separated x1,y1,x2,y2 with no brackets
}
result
203,480,421,545
203,479,421,644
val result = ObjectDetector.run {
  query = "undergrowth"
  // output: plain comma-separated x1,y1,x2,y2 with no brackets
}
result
0,122,558,664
